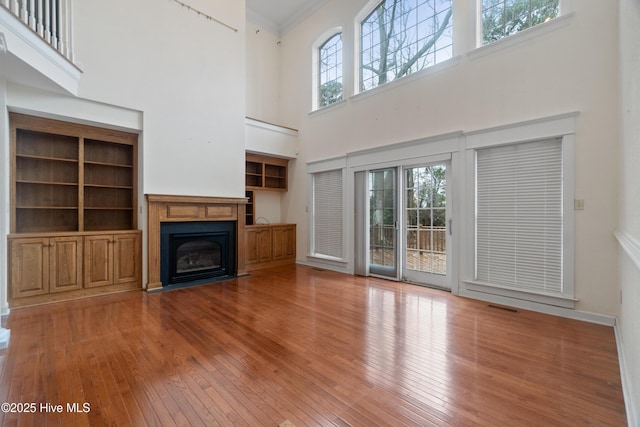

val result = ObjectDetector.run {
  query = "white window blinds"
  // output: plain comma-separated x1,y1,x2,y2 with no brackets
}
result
476,138,563,295
313,169,344,259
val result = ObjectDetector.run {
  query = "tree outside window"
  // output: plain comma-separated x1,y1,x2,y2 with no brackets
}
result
482,0,559,45
360,0,453,92
319,33,343,107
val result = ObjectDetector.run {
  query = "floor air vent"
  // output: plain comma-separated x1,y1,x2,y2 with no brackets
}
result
488,304,520,313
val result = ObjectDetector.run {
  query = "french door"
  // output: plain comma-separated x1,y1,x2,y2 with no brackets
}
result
366,161,451,288
402,162,451,289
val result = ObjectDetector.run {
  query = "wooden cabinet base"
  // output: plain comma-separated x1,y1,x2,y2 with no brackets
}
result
245,224,296,271
8,230,142,309
8,282,141,309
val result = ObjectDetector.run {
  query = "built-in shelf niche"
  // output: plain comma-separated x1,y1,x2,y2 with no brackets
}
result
10,113,138,234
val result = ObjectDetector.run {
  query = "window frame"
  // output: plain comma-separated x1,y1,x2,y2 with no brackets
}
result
317,32,344,109
356,0,454,94
312,27,344,111
479,0,560,46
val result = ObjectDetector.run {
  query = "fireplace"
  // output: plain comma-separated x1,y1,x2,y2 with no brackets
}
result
160,221,236,288
146,195,247,292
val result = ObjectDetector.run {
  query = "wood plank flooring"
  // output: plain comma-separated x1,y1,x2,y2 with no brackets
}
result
0,265,627,426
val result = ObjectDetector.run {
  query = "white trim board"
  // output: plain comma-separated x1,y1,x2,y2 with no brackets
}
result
615,230,640,272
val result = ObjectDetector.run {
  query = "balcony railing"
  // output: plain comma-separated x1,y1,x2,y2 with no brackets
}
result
1,0,73,61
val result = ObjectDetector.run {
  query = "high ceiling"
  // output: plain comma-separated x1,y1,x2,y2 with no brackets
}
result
246,0,331,35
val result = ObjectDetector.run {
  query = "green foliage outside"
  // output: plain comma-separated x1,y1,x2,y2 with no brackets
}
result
319,81,343,107
482,0,559,45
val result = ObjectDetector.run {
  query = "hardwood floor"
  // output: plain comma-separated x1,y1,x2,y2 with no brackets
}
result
0,265,627,426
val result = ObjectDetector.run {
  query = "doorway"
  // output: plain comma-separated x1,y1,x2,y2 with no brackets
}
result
359,160,451,289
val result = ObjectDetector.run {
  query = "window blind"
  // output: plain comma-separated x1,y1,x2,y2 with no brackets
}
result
476,138,563,295
313,169,343,259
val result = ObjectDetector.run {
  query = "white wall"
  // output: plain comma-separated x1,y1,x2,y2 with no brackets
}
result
74,0,246,199
618,0,640,421
278,1,620,316
253,191,283,224
246,22,282,125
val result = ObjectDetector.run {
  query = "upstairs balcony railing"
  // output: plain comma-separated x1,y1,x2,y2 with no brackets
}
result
1,0,74,61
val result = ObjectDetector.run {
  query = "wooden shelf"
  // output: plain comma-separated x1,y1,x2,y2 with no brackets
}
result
245,153,288,191
10,113,138,234
246,190,254,225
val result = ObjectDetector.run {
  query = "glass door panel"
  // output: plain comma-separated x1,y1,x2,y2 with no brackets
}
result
369,168,397,278
403,163,450,288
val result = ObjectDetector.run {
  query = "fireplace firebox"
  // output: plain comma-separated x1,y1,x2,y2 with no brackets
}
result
160,221,236,288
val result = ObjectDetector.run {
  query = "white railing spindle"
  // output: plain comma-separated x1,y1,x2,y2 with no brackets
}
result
67,0,73,61
44,0,50,42
28,0,35,30
20,0,27,23
37,0,43,36
51,0,57,49
57,0,67,56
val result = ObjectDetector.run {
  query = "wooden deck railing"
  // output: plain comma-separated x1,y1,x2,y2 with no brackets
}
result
407,226,447,252
371,226,447,253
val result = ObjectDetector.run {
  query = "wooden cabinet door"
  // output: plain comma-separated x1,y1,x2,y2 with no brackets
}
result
272,226,296,260
49,237,83,293
10,238,50,298
257,228,272,262
113,233,141,284
84,235,114,288
246,227,272,264
246,228,259,264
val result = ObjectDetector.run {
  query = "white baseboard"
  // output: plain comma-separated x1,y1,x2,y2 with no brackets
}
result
296,258,352,274
458,288,616,326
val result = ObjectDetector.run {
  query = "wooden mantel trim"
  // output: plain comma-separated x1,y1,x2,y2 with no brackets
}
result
146,194,248,205
146,194,248,291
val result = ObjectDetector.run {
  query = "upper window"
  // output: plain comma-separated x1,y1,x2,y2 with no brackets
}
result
360,0,453,92
481,0,559,45
318,33,343,108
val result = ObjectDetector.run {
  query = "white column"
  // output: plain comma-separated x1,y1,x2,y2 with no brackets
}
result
0,80,11,350
51,0,58,49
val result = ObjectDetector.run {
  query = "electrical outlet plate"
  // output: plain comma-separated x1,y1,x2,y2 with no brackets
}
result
279,421,295,427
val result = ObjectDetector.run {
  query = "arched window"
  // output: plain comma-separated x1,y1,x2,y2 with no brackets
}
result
318,33,343,108
481,0,559,45
360,0,453,92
